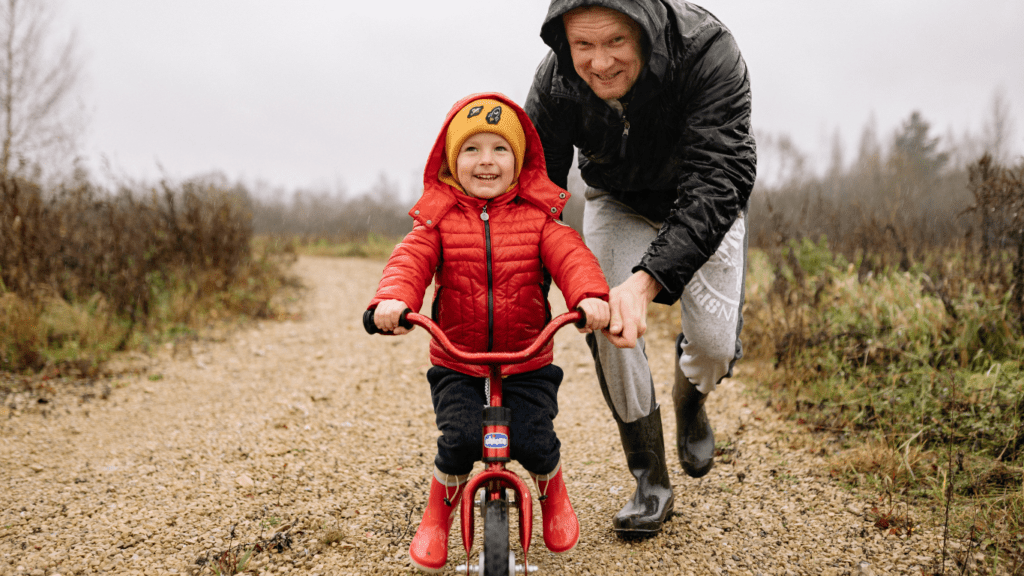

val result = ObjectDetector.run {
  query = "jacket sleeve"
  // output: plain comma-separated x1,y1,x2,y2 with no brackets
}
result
635,28,756,305
540,219,610,310
525,53,576,191
367,223,441,313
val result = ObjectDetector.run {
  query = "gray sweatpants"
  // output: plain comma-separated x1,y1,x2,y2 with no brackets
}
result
583,188,748,424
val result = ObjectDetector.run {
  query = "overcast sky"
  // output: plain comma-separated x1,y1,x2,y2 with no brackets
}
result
60,0,1023,199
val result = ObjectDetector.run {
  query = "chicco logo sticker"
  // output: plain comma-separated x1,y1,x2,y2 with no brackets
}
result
484,433,509,449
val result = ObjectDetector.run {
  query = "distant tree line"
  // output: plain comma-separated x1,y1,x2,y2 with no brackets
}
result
748,96,1024,330
749,96,1021,267
247,173,413,241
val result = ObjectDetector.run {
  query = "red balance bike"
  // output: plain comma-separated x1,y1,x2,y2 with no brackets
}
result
364,308,586,575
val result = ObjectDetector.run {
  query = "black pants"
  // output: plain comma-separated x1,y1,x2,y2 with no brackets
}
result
428,364,563,476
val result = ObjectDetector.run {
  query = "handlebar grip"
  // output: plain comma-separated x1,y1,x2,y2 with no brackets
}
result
574,308,587,330
362,310,380,334
398,309,413,329
363,308,414,334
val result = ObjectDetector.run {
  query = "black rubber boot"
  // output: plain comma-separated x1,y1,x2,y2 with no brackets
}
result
585,334,674,535
673,333,715,478
612,406,675,533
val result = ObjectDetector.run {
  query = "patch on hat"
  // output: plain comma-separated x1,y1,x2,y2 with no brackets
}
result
486,106,502,125
467,106,483,118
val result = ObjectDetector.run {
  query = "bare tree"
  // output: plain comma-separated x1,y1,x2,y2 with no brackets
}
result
755,131,810,189
981,87,1016,165
0,0,83,179
825,127,844,183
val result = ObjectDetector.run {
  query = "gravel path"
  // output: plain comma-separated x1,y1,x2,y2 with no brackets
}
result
1,256,968,575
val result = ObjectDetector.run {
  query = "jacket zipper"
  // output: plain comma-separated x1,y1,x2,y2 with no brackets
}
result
619,118,630,159
618,101,626,158
481,205,494,352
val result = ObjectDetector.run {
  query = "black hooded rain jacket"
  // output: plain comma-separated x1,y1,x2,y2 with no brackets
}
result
525,0,756,305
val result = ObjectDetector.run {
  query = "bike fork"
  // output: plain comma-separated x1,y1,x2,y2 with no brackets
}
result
456,366,535,575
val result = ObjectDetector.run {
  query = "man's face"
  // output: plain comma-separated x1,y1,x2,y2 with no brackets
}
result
563,6,644,100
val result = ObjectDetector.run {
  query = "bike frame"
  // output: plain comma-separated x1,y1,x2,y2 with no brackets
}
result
380,309,584,574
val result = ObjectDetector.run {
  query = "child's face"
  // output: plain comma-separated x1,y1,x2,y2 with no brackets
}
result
456,132,516,199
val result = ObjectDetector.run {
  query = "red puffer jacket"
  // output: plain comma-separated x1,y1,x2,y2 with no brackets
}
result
368,92,609,377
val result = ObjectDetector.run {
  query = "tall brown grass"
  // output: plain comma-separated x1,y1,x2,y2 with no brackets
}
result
1,174,291,373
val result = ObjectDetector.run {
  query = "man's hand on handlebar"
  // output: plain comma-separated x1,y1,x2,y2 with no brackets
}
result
576,297,610,334
373,299,414,335
604,270,662,348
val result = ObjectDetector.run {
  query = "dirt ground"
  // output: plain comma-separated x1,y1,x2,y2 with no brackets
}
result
0,256,982,575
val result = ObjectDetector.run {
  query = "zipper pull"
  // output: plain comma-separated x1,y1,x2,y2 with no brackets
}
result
620,119,630,158
480,206,489,221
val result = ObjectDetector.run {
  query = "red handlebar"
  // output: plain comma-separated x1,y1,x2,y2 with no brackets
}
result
365,309,584,366
403,310,583,365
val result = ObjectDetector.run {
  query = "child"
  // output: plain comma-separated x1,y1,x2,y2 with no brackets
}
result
367,92,610,573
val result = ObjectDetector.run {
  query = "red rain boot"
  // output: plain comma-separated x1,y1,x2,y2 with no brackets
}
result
409,475,465,573
534,464,580,553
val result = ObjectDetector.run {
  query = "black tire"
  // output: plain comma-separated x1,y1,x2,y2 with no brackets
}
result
483,498,510,576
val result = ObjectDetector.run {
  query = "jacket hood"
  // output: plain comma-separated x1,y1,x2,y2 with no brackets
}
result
539,0,672,83
411,92,570,227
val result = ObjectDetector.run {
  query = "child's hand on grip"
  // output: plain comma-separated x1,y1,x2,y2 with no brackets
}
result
576,297,610,334
374,299,414,335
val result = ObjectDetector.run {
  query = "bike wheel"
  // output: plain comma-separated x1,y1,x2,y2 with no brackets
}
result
482,498,510,576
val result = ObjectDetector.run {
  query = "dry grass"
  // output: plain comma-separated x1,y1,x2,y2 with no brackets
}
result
741,153,1024,571
0,174,295,375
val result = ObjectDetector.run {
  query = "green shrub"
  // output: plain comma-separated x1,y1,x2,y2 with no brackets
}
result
741,241,1023,566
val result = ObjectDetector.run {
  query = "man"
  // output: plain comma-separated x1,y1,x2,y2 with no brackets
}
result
525,0,756,535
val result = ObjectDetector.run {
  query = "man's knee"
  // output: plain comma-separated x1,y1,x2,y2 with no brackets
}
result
678,334,740,394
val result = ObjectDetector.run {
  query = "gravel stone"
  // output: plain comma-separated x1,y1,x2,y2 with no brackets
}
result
0,256,1002,575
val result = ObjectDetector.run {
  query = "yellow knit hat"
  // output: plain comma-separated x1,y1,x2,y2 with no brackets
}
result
443,98,527,188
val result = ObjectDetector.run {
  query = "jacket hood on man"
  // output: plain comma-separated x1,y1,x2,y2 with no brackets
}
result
411,92,569,227
539,0,672,84
526,0,756,305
